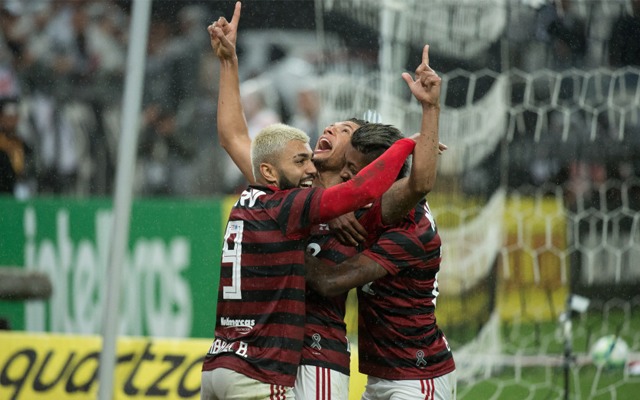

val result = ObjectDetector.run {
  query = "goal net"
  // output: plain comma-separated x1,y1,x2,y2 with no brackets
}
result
315,0,640,398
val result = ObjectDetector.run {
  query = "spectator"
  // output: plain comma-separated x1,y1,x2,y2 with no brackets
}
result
136,104,196,196
608,0,640,67
0,97,32,196
536,0,587,69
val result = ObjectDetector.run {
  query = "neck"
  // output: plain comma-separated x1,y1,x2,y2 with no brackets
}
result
314,170,343,189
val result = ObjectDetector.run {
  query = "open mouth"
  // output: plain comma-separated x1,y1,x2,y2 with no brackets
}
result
315,137,333,153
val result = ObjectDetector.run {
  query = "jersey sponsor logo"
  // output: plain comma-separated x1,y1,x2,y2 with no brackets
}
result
219,317,255,330
236,188,266,208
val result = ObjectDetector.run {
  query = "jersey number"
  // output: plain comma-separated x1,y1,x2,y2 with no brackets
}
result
222,221,244,299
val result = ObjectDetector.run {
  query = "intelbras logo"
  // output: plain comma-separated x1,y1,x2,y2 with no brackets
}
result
220,317,256,328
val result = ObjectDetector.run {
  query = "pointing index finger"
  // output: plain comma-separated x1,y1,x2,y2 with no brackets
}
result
231,1,242,25
422,44,430,67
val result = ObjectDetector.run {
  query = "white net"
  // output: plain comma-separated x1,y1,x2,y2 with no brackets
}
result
317,0,640,398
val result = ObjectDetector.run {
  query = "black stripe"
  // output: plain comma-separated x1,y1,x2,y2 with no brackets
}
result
220,264,303,278
418,227,437,244
398,265,439,280
374,231,426,260
299,188,317,228
316,248,351,264
242,239,305,254
252,335,305,350
367,299,436,317
395,323,438,338
306,313,346,330
235,288,306,303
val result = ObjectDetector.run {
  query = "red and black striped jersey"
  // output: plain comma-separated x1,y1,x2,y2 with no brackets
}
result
357,199,456,380
303,227,357,375
301,201,385,375
203,185,324,387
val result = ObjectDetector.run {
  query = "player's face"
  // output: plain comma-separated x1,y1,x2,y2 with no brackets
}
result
313,121,361,171
276,140,317,190
339,144,375,182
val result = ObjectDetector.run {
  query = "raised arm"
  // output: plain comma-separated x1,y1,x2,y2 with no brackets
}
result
207,2,255,183
381,44,442,224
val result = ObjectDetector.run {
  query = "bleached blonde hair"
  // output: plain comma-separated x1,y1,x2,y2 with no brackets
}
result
250,123,310,181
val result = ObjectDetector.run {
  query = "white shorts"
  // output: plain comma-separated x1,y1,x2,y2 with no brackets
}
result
294,364,350,400
201,368,295,400
361,370,456,400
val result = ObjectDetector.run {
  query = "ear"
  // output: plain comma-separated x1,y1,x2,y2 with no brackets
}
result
259,162,279,185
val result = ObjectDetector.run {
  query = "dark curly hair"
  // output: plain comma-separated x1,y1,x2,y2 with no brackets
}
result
350,123,409,180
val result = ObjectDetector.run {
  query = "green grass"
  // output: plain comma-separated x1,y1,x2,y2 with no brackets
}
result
459,365,640,400
455,309,640,400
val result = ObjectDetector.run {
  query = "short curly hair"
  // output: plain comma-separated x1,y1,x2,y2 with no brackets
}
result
350,123,409,180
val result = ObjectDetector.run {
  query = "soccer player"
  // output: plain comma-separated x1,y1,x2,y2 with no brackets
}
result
305,49,457,400
301,123,411,400
200,122,415,399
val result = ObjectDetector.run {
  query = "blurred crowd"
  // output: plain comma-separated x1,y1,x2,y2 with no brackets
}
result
0,0,639,199
502,0,640,206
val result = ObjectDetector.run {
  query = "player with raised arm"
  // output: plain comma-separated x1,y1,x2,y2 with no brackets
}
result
305,45,457,400
200,123,415,400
